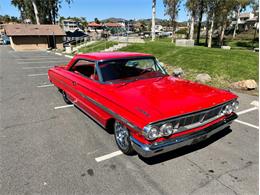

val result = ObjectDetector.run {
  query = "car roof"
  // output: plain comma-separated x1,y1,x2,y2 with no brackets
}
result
75,52,154,61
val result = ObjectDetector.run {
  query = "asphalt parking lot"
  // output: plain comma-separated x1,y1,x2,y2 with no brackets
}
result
0,46,259,195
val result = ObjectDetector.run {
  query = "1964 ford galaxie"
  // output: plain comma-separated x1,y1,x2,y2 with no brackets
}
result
48,52,239,157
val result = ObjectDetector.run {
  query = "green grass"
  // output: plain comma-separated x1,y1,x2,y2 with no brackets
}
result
79,41,117,53
119,41,258,88
225,40,259,50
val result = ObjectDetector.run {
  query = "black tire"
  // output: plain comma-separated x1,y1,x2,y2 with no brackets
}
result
61,90,72,104
114,120,134,155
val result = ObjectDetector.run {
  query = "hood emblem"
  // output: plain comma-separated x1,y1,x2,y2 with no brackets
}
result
135,107,150,117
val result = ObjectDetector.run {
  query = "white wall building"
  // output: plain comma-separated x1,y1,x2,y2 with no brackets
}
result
62,20,81,32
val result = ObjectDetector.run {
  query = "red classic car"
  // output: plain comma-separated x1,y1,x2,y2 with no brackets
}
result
48,52,239,157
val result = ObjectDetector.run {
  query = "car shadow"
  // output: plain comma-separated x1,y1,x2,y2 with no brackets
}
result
74,104,233,163
138,127,232,165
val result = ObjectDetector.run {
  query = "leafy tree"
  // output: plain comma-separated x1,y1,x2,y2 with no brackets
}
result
250,0,259,46
196,0,207,44
31,0,40,24
250,0,259,13
0,15,11,23
206,0,221,47
218,0,237,46
186,0,199,40
163,0,182,43
94,18,100,24
11,0,35,22
11,0,73,24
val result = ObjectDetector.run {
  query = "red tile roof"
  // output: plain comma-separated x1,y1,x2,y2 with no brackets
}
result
4,24,65,36
88,22,102,27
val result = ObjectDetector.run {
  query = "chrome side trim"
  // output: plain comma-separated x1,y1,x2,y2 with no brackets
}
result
52,76,142,132
73,102,106,128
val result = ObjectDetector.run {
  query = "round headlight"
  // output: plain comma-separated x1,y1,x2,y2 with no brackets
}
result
232,100,239,110
147,127,160,140
225,104,233,115
221,107,227,115
160,123,173,136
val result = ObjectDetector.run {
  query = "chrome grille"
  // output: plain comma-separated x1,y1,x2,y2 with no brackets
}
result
153,103,227,132
180,106,223,126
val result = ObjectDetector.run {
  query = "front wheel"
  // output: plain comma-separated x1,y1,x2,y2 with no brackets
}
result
114,120,134,155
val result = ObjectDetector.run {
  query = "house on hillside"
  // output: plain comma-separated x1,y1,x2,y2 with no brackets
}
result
87,22,103,32
231,11,259,31
62,19,82,32
4,24,65,51
104,22,125,35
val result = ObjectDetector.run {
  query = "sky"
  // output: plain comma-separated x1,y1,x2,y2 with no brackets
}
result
0,0,189,21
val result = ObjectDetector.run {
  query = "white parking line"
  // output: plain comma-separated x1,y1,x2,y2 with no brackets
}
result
27,73,48,77
250,101,259,107
37,84,54,88
237,107,258,115
54,104,74,110
65,55,73,59
55,52,62,56
235,119,259,129
95,150,123,162
22,66,52,69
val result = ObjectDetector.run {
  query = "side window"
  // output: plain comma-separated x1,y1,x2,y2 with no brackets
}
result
70,60,99,81
125,59,157,70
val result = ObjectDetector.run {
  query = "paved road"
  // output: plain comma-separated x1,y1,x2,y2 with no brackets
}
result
0,46,258,195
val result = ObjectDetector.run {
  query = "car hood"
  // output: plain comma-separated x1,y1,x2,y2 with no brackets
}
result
106,76,237,126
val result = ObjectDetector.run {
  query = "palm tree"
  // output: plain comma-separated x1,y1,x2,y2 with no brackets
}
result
163,0,182,43
152,0,156,41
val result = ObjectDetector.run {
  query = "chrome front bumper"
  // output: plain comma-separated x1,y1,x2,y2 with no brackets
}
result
130,114,238,158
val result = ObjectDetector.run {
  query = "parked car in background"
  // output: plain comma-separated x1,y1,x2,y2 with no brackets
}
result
2,35,10,45
139,31,151,39
48,52,239,157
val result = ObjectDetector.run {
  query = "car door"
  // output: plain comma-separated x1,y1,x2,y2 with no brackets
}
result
50,65,77,104
68,59,111,126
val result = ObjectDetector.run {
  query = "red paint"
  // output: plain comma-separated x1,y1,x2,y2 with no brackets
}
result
48,52,238,144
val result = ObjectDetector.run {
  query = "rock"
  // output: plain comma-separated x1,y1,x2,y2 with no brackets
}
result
221,46,231,50
176,39,194,47
172,67,184,77
231,80,258,90
196,73,212,83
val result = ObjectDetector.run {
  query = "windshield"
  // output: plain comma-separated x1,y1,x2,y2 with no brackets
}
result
98,57,167,83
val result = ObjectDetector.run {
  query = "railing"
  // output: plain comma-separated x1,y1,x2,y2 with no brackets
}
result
67,34,90,47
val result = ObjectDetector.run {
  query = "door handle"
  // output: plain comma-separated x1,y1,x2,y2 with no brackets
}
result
72,81,77,86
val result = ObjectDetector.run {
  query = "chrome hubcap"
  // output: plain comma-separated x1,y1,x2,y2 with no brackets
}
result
114,121,129,150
